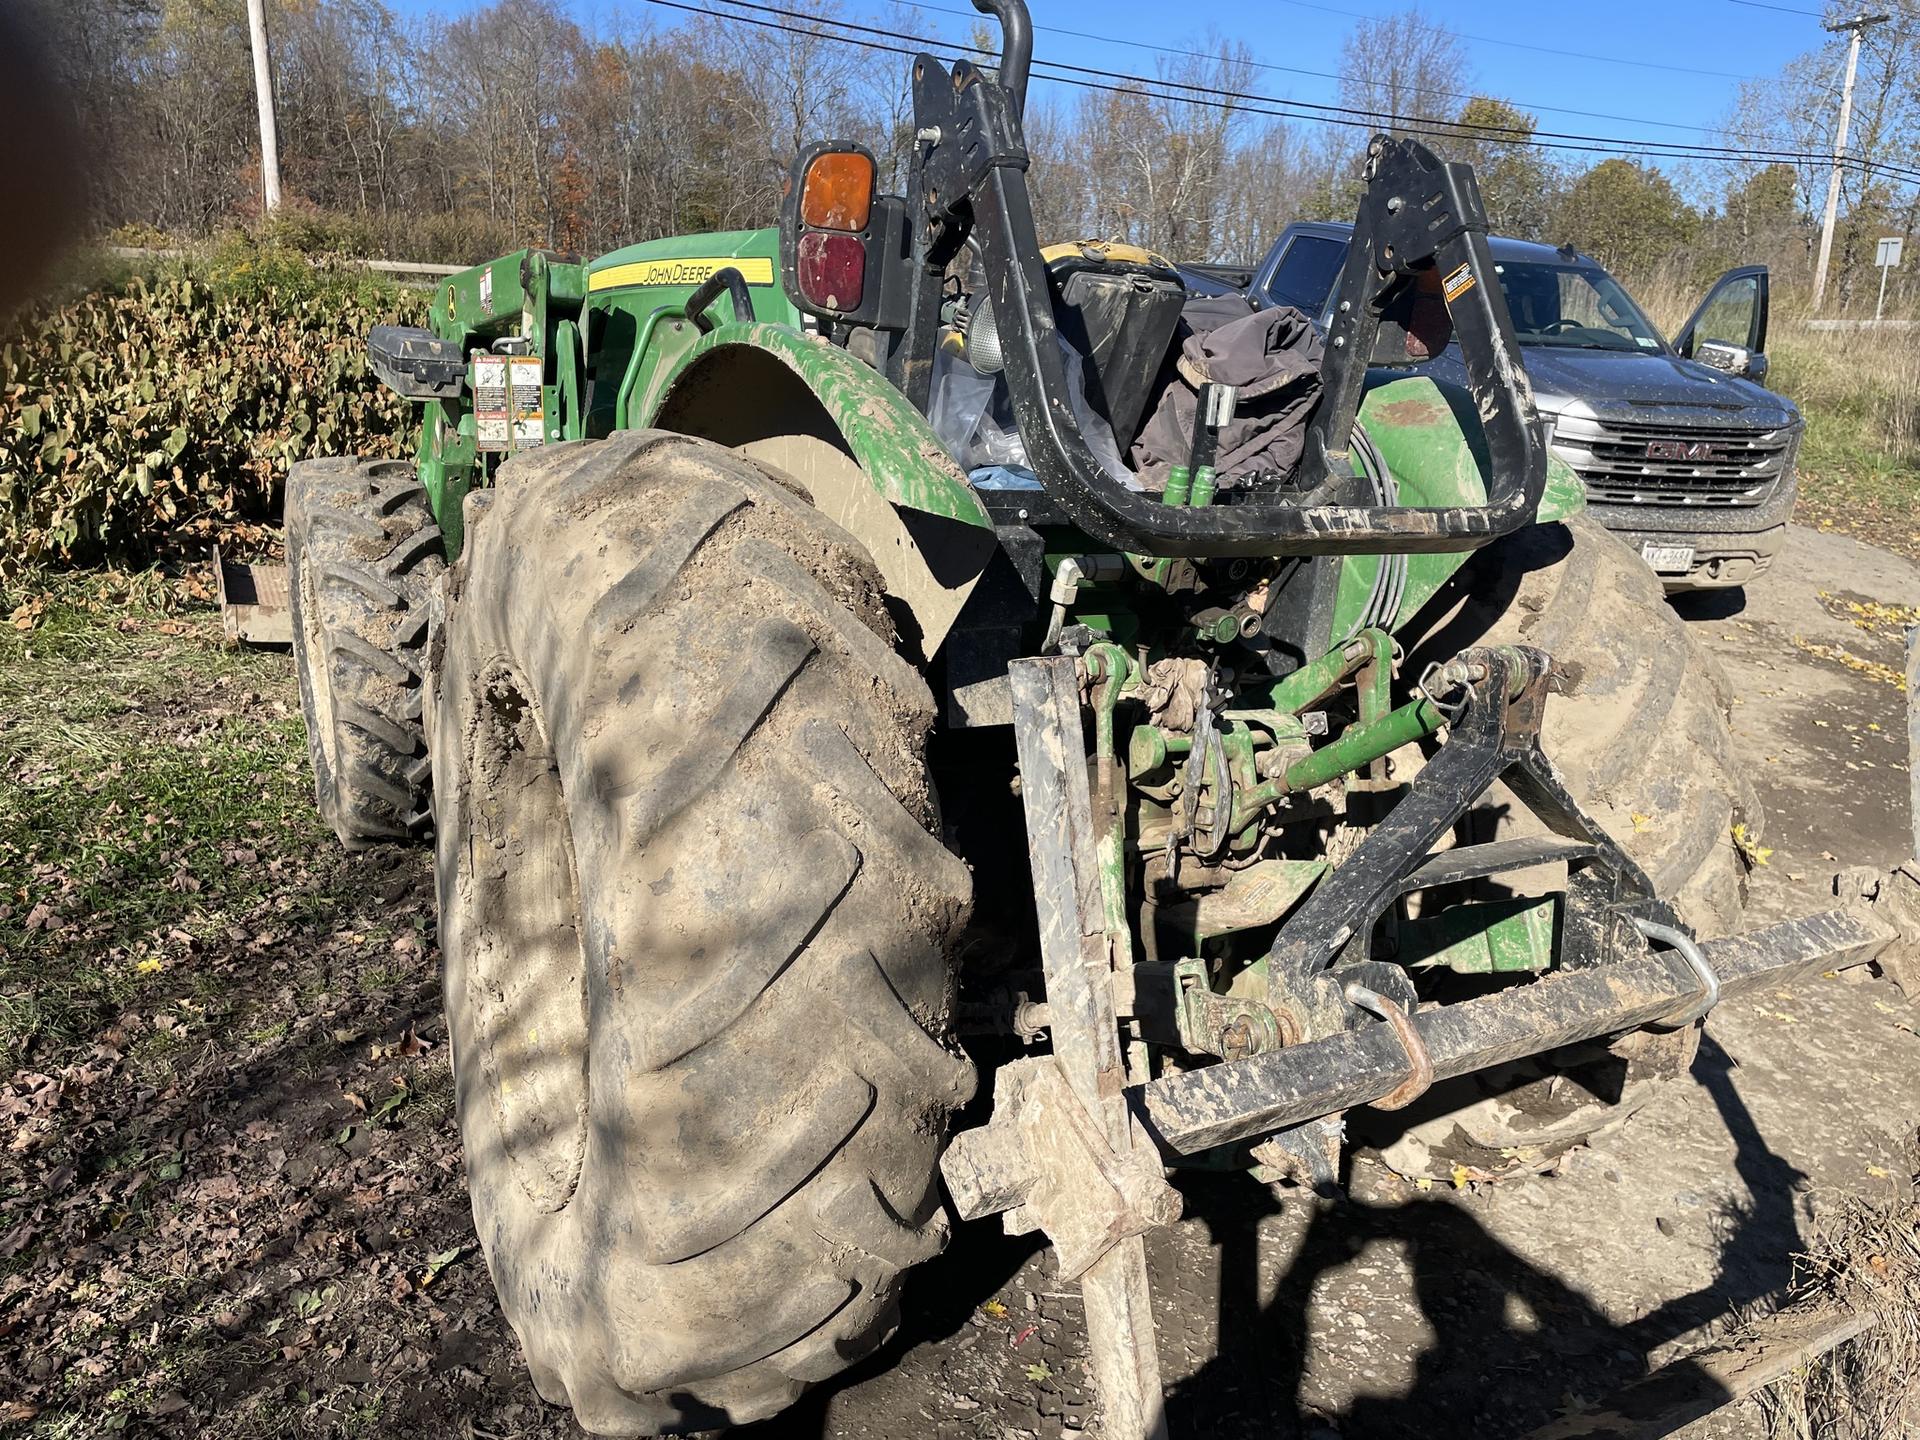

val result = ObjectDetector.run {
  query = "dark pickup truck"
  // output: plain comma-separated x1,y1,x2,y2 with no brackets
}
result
1188,223,1802,590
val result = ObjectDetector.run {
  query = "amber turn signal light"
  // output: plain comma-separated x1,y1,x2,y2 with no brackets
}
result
800,151,874,233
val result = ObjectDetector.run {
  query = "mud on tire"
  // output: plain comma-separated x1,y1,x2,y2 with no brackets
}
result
1377,511,1761,1180
432,431,974,1434
286,457,444,849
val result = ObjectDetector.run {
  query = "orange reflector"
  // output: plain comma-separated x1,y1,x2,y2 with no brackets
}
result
801,151,874,233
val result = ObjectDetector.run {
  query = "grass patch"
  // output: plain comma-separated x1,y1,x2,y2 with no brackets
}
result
0,592,334,1070
0,586,489,1440
1768,325,1920,556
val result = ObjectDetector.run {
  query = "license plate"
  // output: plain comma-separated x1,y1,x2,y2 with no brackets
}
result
1640,543,1696,573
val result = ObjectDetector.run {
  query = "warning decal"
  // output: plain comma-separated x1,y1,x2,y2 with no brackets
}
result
473,355,509,452
509,354,545,447
472,353,546,452
1441,263,1476,303
588,255,777,292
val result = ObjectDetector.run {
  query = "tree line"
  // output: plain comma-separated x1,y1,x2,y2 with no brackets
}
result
31,0,1920,311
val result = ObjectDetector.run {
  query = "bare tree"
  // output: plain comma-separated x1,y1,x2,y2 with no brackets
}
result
1337,8,1471,139
1717,20,1920,306
1080,43,1255,259
58,0,1884,309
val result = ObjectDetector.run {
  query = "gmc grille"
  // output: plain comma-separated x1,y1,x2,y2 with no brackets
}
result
1549,417,1797,508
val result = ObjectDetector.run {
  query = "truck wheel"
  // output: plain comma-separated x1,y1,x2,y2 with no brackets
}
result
1378,511,1760,1181
286,457,443,850
433,431,974,1434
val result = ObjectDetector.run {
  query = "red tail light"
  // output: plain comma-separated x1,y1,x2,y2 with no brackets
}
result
796,232,866,313
781,141,887,323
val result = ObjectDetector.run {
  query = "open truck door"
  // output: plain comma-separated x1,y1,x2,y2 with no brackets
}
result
1674,264,1770,381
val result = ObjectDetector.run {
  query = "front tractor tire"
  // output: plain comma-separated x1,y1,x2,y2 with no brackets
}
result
433,432,974,1434
286,457,444,849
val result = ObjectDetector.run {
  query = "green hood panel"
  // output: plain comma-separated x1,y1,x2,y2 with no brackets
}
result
588,229,790,301
1329,376,1584,640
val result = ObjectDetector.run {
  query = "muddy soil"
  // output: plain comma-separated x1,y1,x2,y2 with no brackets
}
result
2,523,1913,1440
752,525,1920,1440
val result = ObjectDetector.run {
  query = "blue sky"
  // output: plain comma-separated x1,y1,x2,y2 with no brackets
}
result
388,0,1835,174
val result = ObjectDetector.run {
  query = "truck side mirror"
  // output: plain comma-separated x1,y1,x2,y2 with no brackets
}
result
1694,340,1767,382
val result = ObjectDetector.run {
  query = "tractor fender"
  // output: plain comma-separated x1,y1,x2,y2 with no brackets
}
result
1348,376,1586,638
640,323,996,660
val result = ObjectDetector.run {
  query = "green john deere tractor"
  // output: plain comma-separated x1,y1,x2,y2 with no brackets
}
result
277,2,1904,1433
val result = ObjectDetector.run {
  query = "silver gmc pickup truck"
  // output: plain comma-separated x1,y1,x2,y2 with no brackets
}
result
1192,222,1801,590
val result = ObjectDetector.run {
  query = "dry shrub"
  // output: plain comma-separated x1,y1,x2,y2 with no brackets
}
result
1623,267,1920,503
0,254,424,565
1760,1147,1920,1439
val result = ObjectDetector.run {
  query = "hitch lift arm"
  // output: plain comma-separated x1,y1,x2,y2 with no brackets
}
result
942,653,1903,1440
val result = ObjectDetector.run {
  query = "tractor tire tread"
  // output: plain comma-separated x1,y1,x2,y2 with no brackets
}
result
286,457,444,850
435,430,970,1435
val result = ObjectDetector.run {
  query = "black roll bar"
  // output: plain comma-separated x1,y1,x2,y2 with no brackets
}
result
909,1,1548,559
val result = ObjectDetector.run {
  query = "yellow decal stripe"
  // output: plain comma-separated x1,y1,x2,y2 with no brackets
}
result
588,256,777,292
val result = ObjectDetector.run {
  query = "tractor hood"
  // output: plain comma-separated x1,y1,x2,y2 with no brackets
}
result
1423,345,1800,428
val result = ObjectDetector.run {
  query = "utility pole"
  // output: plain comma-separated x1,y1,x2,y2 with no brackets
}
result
246,0,283,213
1812,10,1887,310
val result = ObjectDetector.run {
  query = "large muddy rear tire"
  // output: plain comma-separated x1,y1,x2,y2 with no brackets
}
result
286,457,443,849
432,432,973,1434
1377,511,1760,1180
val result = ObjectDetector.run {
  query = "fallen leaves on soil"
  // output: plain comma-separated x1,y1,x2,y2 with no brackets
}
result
0,597,567,1438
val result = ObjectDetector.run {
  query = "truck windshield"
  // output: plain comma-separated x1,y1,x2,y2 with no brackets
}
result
1493,261,1665,353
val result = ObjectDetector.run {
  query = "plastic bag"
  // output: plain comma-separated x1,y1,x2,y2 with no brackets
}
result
927,339,1139,490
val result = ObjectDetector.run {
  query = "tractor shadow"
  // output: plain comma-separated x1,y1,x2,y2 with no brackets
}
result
1160,1029,1804,1438
732,1030,1804,1438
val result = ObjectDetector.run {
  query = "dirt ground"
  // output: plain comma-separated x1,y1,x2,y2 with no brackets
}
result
752,523,1920,1439
1,523,1915,1440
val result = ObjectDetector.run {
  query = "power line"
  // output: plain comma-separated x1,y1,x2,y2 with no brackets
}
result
1260,0,1765,80
1033,45,1869,168
1726,0,1828,15
671,0,1920,182
895,0,1780,142
1046,55,1920,183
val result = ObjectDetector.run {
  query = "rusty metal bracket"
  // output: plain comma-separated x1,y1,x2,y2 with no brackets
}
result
1342,982,1433,1110
1170,956,1293,1060
943,1057,1181,1280
939,654,1170,1440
